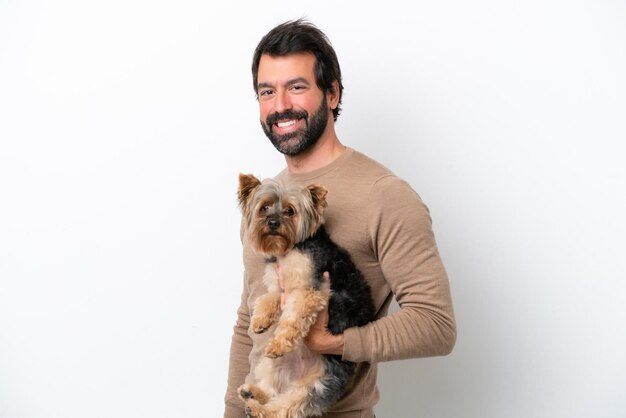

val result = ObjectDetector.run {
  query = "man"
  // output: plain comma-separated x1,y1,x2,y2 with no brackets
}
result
224,19,456,417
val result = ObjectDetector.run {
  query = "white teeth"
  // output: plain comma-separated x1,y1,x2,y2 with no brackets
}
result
277,120,297,128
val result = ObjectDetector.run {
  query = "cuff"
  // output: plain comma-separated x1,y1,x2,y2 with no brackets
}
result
342,326,369,363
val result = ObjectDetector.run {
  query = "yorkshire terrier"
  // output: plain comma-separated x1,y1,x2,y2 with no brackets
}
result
236,173,375,418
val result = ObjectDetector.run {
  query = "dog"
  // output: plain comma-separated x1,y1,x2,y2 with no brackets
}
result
236,173,375,418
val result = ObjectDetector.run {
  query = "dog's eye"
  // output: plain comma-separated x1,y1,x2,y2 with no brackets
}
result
284,207,295,217
260,205,270,214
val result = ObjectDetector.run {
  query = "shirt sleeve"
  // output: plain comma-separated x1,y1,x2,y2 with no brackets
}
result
223,270,252,418
342,175,456,363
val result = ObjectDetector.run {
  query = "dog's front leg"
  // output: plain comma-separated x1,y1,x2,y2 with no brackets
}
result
250,263,283,333
250,291,281,334
264,284,330,359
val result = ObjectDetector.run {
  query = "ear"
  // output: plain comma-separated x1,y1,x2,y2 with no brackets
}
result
307,184,328,212
238,173,261,209
327,80,340,111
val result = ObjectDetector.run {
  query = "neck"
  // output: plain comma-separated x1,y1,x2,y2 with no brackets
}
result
284,128,345,174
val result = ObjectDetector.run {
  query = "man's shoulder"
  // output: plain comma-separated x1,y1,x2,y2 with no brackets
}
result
347,149,423,202
341,149,414,196
272,147,412,194
344,148,393,177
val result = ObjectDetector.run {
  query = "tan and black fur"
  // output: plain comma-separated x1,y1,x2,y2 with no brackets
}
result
236,173,375,418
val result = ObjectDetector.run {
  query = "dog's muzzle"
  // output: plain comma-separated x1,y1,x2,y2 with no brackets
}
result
267,218,280,231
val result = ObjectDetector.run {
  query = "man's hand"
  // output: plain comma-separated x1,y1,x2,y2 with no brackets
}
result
304,283,345,355
278,270,344,356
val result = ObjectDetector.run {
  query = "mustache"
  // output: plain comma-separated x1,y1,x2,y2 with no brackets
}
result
266,110,308,126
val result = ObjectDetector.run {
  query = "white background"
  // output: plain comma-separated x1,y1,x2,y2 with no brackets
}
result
1,1,625,417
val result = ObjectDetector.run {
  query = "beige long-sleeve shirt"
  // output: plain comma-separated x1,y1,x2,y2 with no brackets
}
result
224,148,456,417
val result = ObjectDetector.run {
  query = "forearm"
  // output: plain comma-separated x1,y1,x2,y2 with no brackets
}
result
343,248,456,363
224,320,252,417
342,299,456,363
224,279,252,418
304,282,455,362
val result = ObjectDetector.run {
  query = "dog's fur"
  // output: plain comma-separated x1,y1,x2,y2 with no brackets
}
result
237,173,375,418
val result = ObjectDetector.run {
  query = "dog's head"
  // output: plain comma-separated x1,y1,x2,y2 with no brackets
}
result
237,173,327,256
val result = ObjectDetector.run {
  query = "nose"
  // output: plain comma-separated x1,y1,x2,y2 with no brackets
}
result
273,90,292,113
268,218,280,230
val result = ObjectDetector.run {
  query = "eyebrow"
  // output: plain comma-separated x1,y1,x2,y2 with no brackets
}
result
257,77,311,91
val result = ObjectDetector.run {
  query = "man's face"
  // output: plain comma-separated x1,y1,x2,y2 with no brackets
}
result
257,53,331,156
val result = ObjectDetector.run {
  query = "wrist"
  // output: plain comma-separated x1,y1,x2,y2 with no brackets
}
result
321,332,344,356
331,333,345,356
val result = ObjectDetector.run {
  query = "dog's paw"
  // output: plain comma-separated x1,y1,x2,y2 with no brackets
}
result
244,400,267,418
238,383,270,405
252,324,270,334
250,317,272,334
264,350,283,359
238,384,253,400
245,405,254,418
264,341,283,358
264,338,293,358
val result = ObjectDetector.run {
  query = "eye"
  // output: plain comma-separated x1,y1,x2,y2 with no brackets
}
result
290,84,306,92
258,89,274,100
284,207,295,217
260,204,271,214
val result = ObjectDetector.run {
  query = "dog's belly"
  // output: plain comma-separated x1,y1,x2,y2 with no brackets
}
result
278,345,323,377
255,344,325,394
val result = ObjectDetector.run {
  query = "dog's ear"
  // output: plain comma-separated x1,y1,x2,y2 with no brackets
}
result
307,184,328,212
238,173,261,209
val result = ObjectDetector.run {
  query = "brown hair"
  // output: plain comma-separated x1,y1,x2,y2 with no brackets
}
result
252,19,344,121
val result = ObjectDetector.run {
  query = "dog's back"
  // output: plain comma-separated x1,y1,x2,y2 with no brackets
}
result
295,226,375,333
294,225,375,409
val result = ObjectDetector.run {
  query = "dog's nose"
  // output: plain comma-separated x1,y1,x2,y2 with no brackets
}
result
268,218,280,230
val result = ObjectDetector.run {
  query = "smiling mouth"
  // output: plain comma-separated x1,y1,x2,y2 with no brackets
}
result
271,118,305,135
276,119,298,128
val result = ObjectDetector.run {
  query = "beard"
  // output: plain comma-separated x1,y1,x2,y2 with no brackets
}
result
260,96,330,156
